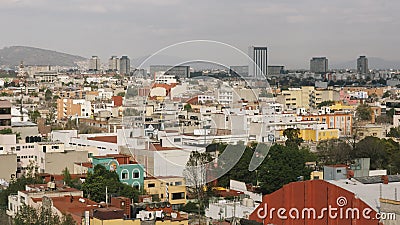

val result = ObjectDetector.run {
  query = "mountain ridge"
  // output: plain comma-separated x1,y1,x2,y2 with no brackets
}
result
0,46,86,67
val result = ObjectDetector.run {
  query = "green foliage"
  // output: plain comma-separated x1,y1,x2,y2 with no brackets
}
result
0,128,13,134
44,89,52,101
117,92,125,97
388,126,400,138
180,201,203,214
184,103,192,112
283,128,303,148
81,164,141,203
0,176,43,208
383,91,392,98
14,205,76,225
317,100,335,108
351,136,392,170
317,139,352,165
28,110,41,123
216,143,315,195
355,103,372,121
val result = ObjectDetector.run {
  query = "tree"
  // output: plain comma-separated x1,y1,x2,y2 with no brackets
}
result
317,100,335,108
283,128,303,148
355,103,372,121
14,205,76,225
28,110,41,123
45,89,52,101
0,176,43,208
81,164,141,203
388,126,400,138
184,103,193,112
258,144,314,194
183,151,213,222
117,92,125,97
317,139,352,165
383,91,392,98
352,136,389,169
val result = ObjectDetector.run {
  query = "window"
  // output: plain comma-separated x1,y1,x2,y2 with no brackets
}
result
121,171,129,180
16,146,20,151
313,176,320,180
337,169,342,173
0,146,3,151
172,192,185,200
147,183,155,188
175,181,182,186
173,138,181,142
132,169,140,179
52,146,59,150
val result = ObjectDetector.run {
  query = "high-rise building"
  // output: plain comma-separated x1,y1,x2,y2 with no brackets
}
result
149,65,190,79
88,56,101,71
120,56,130,75
310,57,328,73
248,46,268,79
108,56,120,72
357,56,368,74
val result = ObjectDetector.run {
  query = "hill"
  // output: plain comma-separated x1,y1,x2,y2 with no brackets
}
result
0,46,86,67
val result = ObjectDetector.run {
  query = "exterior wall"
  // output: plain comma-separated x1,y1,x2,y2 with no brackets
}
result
91,157,145,189
0,99,12,129
310,171,323,180
44,150,88,174
355,125,386,140
0,154,17,181
302,114,353,136
144,177,186,207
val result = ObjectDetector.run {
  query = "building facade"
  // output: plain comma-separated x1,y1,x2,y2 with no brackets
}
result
310,57,328,73
249,46,268,79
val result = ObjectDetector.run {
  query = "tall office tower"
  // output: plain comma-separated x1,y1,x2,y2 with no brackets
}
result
120,56,131,75
108,56,120,72
88,56,101,71
248,46,268,79
310,57,328,73
357,56,369,74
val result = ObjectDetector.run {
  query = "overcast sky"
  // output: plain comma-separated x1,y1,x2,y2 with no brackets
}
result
0,0,399,69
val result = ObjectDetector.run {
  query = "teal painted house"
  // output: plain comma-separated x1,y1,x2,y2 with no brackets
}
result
90,154,144,190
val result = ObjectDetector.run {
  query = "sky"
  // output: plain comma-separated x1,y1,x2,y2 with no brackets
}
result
0,0,399,69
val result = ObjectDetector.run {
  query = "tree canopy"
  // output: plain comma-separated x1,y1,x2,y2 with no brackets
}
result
355,103,373,121
81,164,141,203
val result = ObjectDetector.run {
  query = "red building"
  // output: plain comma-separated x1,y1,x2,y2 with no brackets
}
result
249,180,383,225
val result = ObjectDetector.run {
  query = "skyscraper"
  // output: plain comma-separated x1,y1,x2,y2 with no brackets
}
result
108,56,120,72
120,56,130,75
357,56,368,74
248,46,268,79
310,57,328,73
88,56,101,71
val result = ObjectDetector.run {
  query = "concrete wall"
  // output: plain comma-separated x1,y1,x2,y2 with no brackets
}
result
45,150,88,174
0,154,17,181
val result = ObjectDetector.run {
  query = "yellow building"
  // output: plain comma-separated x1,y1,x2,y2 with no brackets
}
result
299,128,339,142
328,103,355,111
310,89,340,108
144,176,187,208
280,127,339,142
279,86,314,110
354,124,386,140
310,171,323,180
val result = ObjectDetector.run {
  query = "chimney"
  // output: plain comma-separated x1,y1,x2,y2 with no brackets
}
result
381,175,389,184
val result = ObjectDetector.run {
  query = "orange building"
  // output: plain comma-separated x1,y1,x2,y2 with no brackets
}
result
302,113,353,136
